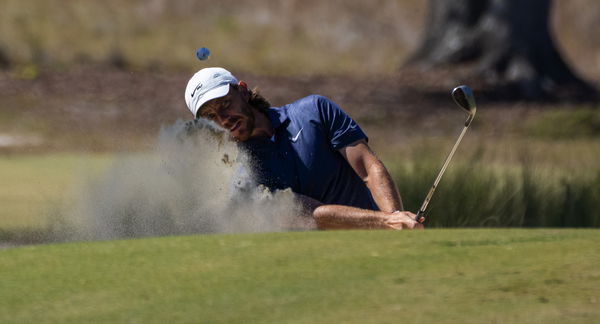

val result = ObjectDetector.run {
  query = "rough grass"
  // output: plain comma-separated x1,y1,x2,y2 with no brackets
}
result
0,153,113,229
1,229,599,323
392,158,600,228
383,135,600,228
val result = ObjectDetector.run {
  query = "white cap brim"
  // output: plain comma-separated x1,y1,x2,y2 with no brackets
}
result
192,84,231,117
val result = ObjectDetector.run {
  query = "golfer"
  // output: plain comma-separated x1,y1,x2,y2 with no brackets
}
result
184,67,422,230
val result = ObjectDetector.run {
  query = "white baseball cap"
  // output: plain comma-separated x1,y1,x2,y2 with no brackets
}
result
184,67,239,117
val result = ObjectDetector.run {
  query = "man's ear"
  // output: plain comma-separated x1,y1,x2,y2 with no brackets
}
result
238,81,250,101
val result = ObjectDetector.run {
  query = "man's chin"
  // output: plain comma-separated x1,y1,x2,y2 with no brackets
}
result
230,129,250,142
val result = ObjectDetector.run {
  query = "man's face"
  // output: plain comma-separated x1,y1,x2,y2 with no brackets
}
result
198,86,255,141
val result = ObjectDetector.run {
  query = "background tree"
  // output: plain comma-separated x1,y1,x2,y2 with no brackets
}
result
410,0,597,100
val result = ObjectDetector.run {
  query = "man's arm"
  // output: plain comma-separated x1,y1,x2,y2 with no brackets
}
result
300,96,420,230
313,205,421,230
338,139,403,213
294,192,421,230
299,139,421,230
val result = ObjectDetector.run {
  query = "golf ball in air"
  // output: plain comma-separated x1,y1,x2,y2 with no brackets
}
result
196,47,210,60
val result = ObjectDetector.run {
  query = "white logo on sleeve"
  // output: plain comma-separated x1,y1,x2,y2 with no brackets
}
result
291,128,303,142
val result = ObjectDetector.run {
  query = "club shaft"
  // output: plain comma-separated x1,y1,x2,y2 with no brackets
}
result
416,124,469,220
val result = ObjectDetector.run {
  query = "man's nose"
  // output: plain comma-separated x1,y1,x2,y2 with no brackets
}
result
216,112,232,126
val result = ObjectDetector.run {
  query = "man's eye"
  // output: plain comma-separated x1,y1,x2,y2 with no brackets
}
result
201,112,216,120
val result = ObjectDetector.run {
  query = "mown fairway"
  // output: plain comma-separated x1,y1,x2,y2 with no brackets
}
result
1,229,599,323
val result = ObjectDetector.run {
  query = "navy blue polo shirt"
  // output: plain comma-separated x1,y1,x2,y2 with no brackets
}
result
241,95,377,210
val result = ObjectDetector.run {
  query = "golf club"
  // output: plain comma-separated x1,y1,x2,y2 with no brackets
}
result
415,85,477,223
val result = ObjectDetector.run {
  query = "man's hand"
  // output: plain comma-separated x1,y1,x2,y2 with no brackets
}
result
382,211,424,230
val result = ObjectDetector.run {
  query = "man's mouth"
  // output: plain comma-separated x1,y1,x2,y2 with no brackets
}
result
230,121,241,132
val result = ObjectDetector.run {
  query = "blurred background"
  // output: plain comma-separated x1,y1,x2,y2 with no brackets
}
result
0,0,599,243
0,0,599,77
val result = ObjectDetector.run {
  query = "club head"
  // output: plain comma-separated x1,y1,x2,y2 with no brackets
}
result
452,85,477,126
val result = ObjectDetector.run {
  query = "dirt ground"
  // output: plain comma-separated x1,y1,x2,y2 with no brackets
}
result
0,66,597,153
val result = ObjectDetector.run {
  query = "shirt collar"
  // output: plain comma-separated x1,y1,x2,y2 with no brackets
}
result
241,107,289,149
266,107,290,130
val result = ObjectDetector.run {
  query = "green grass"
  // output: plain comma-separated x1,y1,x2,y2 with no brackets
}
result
0,153,113,229
1,229,599,323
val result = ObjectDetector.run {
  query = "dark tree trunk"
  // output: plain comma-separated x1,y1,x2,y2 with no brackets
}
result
410,0,597,100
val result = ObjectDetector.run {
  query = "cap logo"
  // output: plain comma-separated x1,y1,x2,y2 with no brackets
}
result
190,83,203,97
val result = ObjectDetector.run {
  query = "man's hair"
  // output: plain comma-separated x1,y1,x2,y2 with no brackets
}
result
233,83,271,113
197,84,271,118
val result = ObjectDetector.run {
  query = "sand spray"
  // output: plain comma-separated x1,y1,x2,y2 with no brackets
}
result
54,119,315,242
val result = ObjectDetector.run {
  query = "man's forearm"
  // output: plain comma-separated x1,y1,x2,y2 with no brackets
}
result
365,161,404,212
312,205,391,229
294,193,386,229
312,204,421,230
338,140,404,212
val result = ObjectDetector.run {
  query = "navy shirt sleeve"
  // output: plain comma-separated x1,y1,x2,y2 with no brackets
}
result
313,95,368,149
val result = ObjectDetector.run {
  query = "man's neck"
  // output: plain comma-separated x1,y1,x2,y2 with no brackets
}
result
249,109,273,140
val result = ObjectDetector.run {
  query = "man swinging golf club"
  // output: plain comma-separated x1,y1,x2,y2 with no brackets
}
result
184,67,423,230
